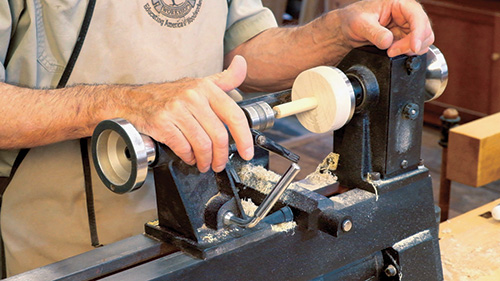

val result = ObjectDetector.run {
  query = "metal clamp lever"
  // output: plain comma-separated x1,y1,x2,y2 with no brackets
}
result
223,162,300,228
251,129,300,163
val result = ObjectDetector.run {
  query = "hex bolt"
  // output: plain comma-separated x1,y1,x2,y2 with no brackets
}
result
341,219,353,232
385,264,398,277
401,160,408,169
256,135,267,146
402,103,420,120
405,56,421,74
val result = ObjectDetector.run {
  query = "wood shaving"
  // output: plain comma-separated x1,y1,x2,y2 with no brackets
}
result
147,220,159,227
200,225,239,243
271,221,297,233
317,152,339,173
241,198,258,217
237,153,339,195
238,163,280,194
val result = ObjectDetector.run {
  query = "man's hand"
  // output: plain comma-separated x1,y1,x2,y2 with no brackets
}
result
124,56,253,173
0,56,253,173
336,0,434,57
226,0,434,92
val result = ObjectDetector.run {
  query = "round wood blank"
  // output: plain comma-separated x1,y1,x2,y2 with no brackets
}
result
292,66,354,133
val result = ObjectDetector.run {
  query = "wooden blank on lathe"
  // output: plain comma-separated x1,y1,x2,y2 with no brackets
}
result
447,112,500,187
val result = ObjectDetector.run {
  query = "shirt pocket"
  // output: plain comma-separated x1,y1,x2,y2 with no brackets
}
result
36,0,85,74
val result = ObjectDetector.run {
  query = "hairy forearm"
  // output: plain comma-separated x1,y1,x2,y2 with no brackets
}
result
229,0,434,93
0,83,126,149
0,58,255,172
227,11,350,92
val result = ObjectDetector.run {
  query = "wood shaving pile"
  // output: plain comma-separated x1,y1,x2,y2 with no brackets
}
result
292,152,339,191
237,152,339,195
271,221,297,233
238,163,280,194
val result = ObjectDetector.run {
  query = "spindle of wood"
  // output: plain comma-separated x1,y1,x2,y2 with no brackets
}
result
273,66,355,133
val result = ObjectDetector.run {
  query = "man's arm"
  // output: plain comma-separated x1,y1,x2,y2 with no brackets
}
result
228,0,434,92
0,56,253,173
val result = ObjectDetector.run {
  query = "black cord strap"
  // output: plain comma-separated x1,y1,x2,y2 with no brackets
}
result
57,0,97,89
0,0,98,276
80,138,102,247
70,0,101,249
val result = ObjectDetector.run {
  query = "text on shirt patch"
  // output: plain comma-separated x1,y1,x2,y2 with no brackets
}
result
144,0,202,27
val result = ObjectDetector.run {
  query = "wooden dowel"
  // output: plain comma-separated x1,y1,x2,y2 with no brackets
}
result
273,97,318,119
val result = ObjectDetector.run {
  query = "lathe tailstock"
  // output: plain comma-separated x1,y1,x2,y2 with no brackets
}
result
6,46,448,280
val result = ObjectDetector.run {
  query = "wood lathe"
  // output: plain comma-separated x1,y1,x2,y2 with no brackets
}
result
6,46,449,280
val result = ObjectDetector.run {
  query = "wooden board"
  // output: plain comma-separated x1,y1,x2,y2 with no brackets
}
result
440,198,500,281
447,112,500,187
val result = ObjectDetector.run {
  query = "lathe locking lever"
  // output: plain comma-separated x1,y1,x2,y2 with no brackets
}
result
250,129,300,163
229,129,300,163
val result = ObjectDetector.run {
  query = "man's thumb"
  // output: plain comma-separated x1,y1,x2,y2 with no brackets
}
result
211,55,247,92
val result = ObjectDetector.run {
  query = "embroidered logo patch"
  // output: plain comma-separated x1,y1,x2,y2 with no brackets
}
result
144,0,202,28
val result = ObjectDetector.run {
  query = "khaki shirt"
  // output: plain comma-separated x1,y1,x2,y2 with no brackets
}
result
0,0,277,276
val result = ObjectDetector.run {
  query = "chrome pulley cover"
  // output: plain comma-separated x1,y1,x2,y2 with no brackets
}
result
425,45,449,101
91,118,156,194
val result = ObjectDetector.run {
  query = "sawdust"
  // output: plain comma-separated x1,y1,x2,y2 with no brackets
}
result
241,198,258,217
238,163,280,194
233,154,338,237
292,152,339,192
204,192,221,207
199,224,240,244
393,230,431,251
330,188,374,207
299,172,337,187
237,153,339,195
147,220,159,227
201,230,230,244
271,221,297,233
316,152,339,172
441,228,452,234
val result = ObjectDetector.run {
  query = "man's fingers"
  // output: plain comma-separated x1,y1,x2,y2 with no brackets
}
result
176,55,251,172
352,13,394,50
392,0,434,54
387,35,411,57
187,90,230,172
164,96,215,173
372,25,394,50
387,27,433,57
208,55,253,162
209,92,254,161
159,123,196,166
210,55,247,92
176,115,214,173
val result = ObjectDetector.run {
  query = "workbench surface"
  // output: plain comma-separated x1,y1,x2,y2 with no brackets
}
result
440,198,500,280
